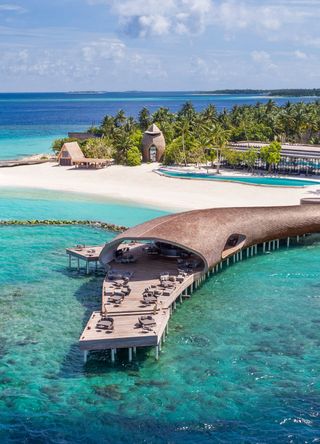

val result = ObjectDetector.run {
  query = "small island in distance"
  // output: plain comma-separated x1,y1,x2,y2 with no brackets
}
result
203,88,320,97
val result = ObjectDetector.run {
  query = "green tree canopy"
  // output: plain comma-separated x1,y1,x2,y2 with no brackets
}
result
126,146,142,166
260,141,282,171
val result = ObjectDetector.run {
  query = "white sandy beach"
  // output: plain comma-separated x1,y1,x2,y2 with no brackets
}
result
0,162,317,211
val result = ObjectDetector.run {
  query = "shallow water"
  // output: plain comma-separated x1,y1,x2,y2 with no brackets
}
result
0,191,320,442
0,187,167,225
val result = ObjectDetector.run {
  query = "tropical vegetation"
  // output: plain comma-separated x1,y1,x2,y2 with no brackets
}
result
52,100,320,168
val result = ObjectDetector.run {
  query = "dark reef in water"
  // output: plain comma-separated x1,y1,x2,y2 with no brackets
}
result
0,219,127,232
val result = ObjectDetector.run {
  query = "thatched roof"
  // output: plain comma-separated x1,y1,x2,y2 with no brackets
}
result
58,142,84,160
100,202,320,270
145,124,161,135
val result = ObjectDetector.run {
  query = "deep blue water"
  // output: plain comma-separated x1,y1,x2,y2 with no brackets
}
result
0,188,320,443
159,169,320,187
0,92,317,159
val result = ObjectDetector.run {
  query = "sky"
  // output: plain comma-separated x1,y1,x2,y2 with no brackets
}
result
0,0,319,91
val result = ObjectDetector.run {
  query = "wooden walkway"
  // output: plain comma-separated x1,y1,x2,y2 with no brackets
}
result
69,233,309,363
78,243,202,361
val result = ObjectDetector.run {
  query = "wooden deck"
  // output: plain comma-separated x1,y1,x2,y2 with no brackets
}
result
78,243,202,357
66,245,104,274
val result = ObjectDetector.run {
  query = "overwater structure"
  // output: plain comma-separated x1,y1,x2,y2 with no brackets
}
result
68,200,320,363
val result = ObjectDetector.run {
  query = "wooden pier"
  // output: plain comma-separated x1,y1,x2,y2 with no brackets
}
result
66,245,103,274
66,205,320,362
78,242,201,362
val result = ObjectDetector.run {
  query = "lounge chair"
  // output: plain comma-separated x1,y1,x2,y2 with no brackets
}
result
142,295,158,304
138,315,156,327
96,317,114,331
109,295,124,304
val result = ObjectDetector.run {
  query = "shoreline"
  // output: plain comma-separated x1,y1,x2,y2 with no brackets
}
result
0,162,317,212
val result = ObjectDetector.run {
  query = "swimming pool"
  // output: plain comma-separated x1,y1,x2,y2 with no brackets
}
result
158,169,320,187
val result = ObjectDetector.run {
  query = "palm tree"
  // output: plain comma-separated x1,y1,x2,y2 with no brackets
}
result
114,109,127,127
175,116,192,166
138,107,151,131
205,123,231,174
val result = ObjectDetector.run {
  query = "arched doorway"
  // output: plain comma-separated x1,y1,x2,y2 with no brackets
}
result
149,145,157,162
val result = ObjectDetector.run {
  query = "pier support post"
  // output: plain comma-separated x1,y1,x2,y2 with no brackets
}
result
240,250,243,261
220,262,223,270
287,237,290,248
128,348,132,362
227,258,230,266
263,242,266,253
255,245,258,254
83,350,88,364
68,254,72,269
155,345,159,361
111,349,116,363
166,324,169,334
133,346,137,355
297,235,300,243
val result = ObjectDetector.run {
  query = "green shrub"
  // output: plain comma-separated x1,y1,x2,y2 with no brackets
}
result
126,147,142,166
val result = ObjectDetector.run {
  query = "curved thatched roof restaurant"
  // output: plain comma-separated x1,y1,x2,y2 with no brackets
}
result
76,200,320,363
141,124,165,162
100,201,320,271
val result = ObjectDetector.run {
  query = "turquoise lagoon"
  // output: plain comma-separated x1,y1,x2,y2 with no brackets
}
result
0,189,320,443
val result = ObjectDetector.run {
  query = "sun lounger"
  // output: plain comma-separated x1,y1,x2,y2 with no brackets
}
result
142,295,157,304
96,317,114,330
110,295,123,304
138,315,156,327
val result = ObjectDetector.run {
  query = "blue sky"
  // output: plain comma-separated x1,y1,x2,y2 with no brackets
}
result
0,0,319,91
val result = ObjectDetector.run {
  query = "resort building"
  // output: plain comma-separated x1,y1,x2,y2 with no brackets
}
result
230,142,320,175
58,141,111,169
141,124,166,162
71,200,320,363
58,141,84,166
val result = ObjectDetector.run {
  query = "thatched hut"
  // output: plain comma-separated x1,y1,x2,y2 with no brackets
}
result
58,142,84,166
141,124,165,162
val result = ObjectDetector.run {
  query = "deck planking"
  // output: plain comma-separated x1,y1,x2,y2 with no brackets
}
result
79,243,201,352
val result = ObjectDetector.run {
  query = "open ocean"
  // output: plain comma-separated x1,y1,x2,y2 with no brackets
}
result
1,92,320,443
0,91,317,159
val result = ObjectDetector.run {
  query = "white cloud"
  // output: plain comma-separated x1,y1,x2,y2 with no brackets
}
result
0,3,26,13
294,50,307,59
82,38,126,62
88,0,316,37
251,50,277,70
